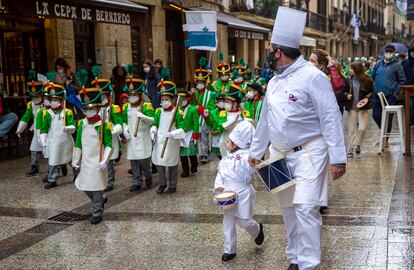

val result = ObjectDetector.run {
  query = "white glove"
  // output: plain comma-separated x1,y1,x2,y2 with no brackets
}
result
96,161,107,172
39,133,48,148
169,128,185,139
136,111,145,118
150,126,158,141
136,112,154,123
164,132,173,138
203,109,209,118
72,147,81,169
112,124,123,136
16,121,28,138
63,126,76,134
123,129,131,141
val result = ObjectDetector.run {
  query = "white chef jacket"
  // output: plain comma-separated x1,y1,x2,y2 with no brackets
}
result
249,56,346,165
214,149,256,219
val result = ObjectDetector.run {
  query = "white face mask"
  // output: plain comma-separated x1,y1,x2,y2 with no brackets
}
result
221,75,229,81
217,101,224,109
385,52,394,60
50,100,61,109
161,100,172,109
32,97,42,105
43,99,50,107
143,67,150,73
196,83,205,90
128,96,139,104
235,77,243,83
84,109,98,118
224,102,233,112
102,97,109,106
57,68,64,74
179,99,188,107
246,91,255,99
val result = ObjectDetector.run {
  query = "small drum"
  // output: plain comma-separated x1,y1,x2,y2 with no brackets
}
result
255,155,295,207
214,191,237,210
356,98,369,109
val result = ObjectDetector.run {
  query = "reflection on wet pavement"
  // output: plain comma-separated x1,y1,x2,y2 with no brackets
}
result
0,115,413,269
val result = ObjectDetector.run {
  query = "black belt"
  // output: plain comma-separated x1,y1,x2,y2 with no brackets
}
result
292,145,303,152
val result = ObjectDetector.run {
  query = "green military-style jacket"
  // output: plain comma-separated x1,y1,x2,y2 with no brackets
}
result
180,105,200,134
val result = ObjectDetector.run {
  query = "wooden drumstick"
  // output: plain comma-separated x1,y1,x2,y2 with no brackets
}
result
133,98,143,137
160,96,181,159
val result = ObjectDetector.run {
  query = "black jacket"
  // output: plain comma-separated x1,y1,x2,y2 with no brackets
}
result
344,77,374,111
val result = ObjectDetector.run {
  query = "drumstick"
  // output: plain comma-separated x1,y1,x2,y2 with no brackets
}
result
133,99,143,137
160,96,181,159
99,107,104,162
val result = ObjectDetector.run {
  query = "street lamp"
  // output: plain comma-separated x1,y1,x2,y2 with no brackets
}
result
343,3,348,13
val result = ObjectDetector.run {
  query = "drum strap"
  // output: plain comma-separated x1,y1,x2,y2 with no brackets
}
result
273,136,322,155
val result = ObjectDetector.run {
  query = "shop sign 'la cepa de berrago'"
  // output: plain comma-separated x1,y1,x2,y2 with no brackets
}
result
35,1,131,25
1,0,133,25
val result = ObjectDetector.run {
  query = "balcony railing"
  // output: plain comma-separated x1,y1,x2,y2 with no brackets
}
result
306,12,327,32
229,0,281,20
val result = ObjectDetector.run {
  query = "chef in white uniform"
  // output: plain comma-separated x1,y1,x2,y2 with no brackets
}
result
214,120,264,262
72,88,112,225
248,7,347,270
150,80,185,194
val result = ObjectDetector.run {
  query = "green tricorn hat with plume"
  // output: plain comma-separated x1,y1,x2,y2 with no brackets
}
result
216,52,230,74
26,69,43,96
90,65,112,93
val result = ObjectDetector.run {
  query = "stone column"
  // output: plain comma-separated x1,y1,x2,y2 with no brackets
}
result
236,39,249,63
151,6,167,63
44,18,75,71
94,23,132,78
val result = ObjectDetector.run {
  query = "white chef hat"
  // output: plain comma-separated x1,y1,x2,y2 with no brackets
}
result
229,120,255,149
271,6,307,49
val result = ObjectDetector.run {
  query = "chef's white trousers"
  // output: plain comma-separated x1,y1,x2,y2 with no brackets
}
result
223,213,260,254
282,204,322,270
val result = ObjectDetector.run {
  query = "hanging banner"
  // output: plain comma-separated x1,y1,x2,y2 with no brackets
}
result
183,11,217,51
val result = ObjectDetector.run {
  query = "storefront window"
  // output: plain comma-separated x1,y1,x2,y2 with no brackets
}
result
74,21,95,70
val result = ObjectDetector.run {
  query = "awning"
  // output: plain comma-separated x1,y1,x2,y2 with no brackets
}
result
86,0,148,11
216,11,269,33
300,36,316,47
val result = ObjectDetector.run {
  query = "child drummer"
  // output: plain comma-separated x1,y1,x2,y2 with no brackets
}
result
214,120,264,261
15,72,45,177
72,88,112,224
90,66,123,192
178,89,199,177
150,80,184,194
122,76,155,191
39,82,76,189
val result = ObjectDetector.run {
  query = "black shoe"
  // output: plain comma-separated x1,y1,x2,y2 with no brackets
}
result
145,178,152,188
181,172,190,178
255,223,264,246
128,169,133,175
42,175,48,183
25,166,39,177
221,253,236,262
157,185,166,194
104,186,113,192
166,188,176,194
44,182,57,189
191,167,197,174
61,165,68,176
287,263,299,270
319,206,328,214
129,185,141,192
72,175,77,182
91,216,102,224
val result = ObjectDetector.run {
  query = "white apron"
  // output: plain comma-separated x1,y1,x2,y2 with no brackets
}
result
47,110,74,166
212,135,221,148
269,137,329,206
152,110,180,167
75,121,107,191
126,106,152,160
30,104,43,152
219,112,240,157
101,107,120,160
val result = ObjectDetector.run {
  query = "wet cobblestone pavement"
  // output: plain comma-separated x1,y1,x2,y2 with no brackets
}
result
0,115,413,270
